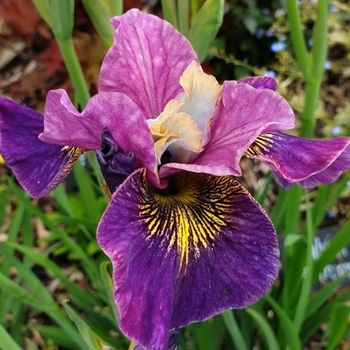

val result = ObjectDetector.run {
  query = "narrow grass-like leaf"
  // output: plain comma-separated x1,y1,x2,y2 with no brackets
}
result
73,162,103,223
325,303,350,350
246,308,279,350
6,242,96,310
100,261,119,324
31,0,52,27
280,233,305,314
312,220,350,281
293,192,315,332
0,324,22,350
189,0,224,62
265,295,301,350
0,270,85,350
302,290,350,342
221,311,248,350
30,326,80,349
161,0,178,28
81,0,114,47
63,301,103,350
48,0,74,40
177,0,190,37
305,276,346,318
284,185,303,234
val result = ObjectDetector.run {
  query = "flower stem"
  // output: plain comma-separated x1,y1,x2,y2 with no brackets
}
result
56,38,91,108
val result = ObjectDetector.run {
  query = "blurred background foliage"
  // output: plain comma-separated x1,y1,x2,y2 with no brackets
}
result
1,0,350,349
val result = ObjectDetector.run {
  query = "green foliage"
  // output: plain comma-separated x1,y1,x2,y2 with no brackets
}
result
2,0,350,349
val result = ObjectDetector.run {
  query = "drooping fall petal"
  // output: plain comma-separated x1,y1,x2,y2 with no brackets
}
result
0,97,82,197
99,9,199,119
41,89,159,186
97,169,279,350
245,132,350,188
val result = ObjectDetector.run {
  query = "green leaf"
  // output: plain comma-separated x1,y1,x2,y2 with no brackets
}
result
246,308,279,350
305,276,346,318
313,220,350,281
265,295,301,350
0,324,22,350
221,311,248,350
326,303,350,350
62,301,104,350
188,0,224,62
161,0,178,28
81,0,114,48
48,0,75,40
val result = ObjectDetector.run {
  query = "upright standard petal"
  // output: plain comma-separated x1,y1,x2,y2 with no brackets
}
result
160,80,295,178
245,132,350,188
99,9,198,119
97,169,279,350
41,90,159,186
0,97,82,197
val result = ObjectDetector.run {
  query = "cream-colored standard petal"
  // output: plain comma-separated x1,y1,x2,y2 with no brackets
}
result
179,61,222,138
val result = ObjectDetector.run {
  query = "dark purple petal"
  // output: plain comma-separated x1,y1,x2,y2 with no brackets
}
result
42,90,159,186
238,76,277,91
245,132,350,189
160,80,295,178
97,169,278,350
0,97,81,197
99,9,198,119
96,128,137,193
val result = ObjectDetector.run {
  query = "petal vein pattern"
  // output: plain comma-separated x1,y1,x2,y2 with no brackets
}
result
97,169,279,350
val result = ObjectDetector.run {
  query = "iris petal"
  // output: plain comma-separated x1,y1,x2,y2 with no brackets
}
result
0,97,82,197
238,76,277,91
41,90,159,187
97,169,279,350
160,80,295,179
99,9,198,119
245,132,350,188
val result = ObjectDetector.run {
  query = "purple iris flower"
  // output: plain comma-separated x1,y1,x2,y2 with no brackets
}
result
1,9,350,350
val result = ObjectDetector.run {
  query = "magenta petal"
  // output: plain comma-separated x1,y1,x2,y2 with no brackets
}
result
161,81,295,178
99,9,198,119
247,132,350,188
97,170,278,349
0,97,81,197
41,90,159,186
238,76,277,91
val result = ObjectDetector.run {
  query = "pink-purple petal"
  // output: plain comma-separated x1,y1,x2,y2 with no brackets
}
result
238,76,277,91
0,97,81,197
41,90,159,186
99,9,198,119
161,81,295,178
247,132,350,189
97,169,279,350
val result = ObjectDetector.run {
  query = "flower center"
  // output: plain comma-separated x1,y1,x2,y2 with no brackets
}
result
147,61,222,166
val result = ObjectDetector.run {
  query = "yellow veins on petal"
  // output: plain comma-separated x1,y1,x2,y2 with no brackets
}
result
245,132,275,158
138,172,237,269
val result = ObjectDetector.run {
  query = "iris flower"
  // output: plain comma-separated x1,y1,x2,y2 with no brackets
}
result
1,9,350,350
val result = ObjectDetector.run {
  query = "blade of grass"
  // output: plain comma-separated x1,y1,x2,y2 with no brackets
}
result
293,191,315,332
312,220,350,281
221,311,248,350
161,0,178,28
63,300,104,350
0,324,22,350
265,294,301,350
325,303,350,350
246,308,280,350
